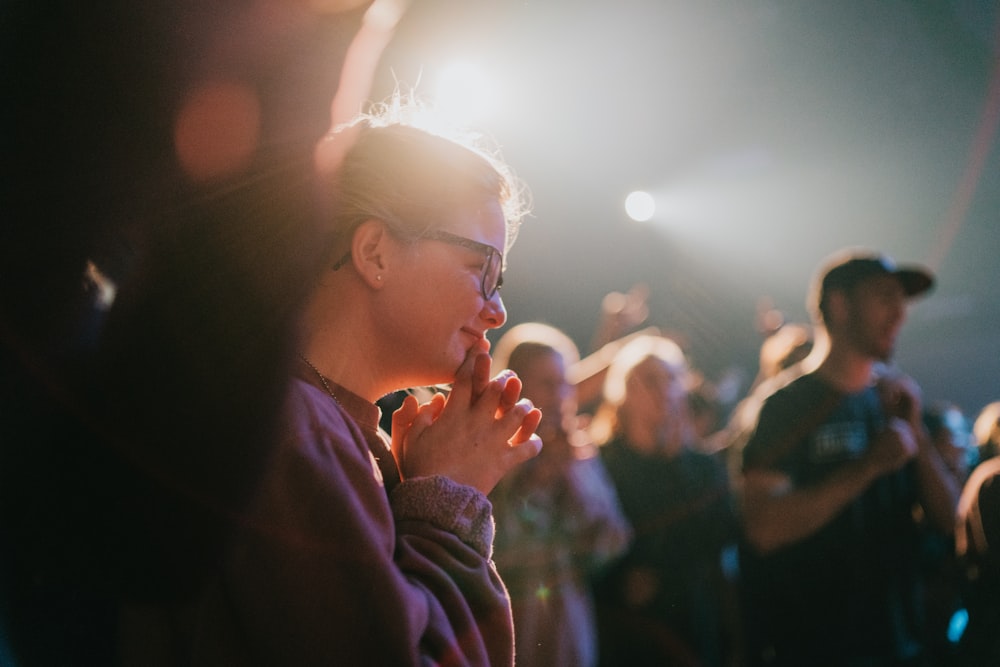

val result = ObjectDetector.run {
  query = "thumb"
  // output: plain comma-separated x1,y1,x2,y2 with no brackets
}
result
390,394,420,461
407,394,446,444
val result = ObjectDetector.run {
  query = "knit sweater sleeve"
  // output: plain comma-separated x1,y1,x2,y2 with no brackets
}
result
391,475,496,556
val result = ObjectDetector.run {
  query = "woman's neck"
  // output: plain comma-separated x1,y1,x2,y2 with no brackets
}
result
301,285,386,403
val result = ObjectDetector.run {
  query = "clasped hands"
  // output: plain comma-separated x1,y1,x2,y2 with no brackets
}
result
390,339,543,495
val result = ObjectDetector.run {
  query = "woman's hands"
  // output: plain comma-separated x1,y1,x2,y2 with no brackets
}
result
390,339,543,495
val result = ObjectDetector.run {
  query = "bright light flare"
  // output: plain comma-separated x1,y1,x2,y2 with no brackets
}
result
434,61,498,125
625,190,656,222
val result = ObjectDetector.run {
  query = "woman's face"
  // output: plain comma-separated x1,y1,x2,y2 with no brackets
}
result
379,198,508,387
622,355,688,430
516,349,573,435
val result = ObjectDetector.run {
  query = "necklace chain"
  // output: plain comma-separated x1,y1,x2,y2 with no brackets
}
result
298,355,341,406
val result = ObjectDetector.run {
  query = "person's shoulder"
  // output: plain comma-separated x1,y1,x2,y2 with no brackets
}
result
287,377,345,425
742,372,830,466
973,456,1000,479
958,457,1000,567
284,377,366,456
596,436,633,469
772,367,822,395
757,369,830,414
597,436,629,456
962,458,1000,510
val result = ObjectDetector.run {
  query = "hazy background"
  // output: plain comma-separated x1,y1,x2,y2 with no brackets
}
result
372,0,999,416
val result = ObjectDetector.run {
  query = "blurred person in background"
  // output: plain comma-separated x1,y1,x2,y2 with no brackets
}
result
2,1,379,663
489,322,632,667
953,450,1000,666
737,249,959,667
972,401,1000,463
917,401,976,665
590,334,739,667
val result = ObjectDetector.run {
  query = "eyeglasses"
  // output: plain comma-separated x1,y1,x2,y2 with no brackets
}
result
331,226,505,300
420,229,504,300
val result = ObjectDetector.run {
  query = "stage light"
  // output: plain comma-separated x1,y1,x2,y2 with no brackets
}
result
625,190,656,222
434,61,498,126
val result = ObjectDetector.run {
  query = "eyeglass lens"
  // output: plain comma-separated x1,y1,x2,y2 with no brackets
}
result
483,249,502,299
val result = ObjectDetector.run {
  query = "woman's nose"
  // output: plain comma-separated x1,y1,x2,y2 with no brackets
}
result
481,292,507,329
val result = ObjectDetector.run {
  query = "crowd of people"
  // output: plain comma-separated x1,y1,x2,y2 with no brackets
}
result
4,2,999,667
486,253,1000,667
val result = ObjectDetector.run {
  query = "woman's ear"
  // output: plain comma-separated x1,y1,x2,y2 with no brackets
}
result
350,219,391,288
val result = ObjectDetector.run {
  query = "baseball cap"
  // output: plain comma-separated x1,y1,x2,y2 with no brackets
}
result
811,248,934,317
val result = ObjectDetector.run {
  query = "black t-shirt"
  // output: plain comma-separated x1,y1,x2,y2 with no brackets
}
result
595,440,737,666
739,372,922,666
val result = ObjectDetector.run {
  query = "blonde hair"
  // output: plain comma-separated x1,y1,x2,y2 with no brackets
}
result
589,334,688,443
320,96,529,260
601,334,687,407
492,322,580,375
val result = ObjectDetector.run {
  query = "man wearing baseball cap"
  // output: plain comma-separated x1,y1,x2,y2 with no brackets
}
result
736,247,960,667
